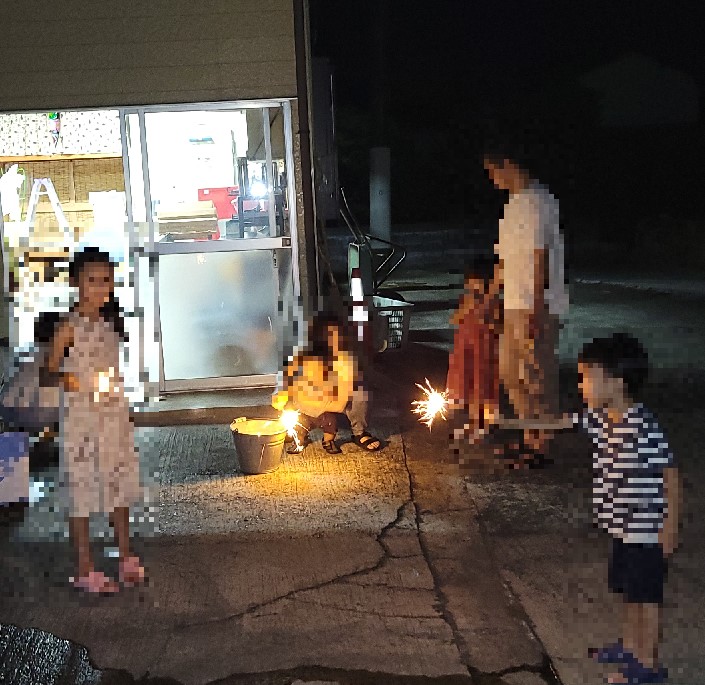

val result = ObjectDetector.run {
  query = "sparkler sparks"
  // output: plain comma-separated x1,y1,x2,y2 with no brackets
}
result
412,379,449,429
280,409,304,450
94,367,116,403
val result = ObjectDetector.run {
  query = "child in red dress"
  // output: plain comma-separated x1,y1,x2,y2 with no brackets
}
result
447,256,501,440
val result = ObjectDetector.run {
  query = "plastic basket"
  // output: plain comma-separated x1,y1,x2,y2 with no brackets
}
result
372,296,413,350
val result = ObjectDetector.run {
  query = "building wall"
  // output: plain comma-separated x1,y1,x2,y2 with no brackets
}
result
0,0,297,111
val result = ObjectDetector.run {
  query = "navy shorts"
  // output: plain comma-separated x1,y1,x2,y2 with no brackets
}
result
608,537,667,604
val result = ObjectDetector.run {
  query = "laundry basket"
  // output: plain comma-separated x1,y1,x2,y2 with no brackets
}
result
372,296,413,351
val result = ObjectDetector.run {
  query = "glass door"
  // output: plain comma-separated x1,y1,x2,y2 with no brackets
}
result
122,102,299,394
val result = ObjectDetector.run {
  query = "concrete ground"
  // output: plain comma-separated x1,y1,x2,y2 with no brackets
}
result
388,268,705,685
1,268,704,685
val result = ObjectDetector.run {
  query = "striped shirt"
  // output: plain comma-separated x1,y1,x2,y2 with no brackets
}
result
573,404,674,544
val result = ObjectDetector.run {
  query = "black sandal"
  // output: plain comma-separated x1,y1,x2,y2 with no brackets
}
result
352,432,382,452
321,439,342,455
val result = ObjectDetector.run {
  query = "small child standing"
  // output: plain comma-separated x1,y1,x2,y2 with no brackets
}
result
43,248,144,595
550,333,680,684
447,256,501,438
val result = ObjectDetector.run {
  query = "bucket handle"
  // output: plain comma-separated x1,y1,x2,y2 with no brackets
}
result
232,416,247,433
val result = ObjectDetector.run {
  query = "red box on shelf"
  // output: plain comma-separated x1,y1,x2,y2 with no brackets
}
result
198,186,240,220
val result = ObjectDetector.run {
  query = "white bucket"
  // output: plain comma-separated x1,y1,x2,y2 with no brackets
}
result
230,417,287,475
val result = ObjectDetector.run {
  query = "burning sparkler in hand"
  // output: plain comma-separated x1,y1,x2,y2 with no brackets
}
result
94,367,116,403
280,408,300,435
280,408,305,451
412,379,449,429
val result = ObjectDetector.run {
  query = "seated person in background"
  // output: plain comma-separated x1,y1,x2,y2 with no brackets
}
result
273,312,382,455
1,311,63,434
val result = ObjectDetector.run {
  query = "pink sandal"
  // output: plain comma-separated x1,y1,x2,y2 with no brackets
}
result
71,570,120,595
119,555,146,587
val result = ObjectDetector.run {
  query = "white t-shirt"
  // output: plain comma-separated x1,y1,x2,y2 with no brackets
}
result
495,181,569,318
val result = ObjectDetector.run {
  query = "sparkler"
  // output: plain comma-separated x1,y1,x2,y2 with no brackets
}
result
94,367,116,403
412,378,449,429
280,408,305,450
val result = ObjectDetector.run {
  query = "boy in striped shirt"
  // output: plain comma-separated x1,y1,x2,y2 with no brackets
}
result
567,333,681,684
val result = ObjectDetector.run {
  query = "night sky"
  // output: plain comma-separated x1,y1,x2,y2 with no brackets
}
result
312,2,704,113
310,1,705,259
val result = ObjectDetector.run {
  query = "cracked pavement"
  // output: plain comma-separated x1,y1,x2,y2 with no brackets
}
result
1,400,556,685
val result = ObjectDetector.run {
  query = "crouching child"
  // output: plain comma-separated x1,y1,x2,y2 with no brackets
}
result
272,312,382,455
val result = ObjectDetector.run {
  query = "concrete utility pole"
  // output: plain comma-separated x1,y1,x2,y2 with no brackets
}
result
369,0,391,242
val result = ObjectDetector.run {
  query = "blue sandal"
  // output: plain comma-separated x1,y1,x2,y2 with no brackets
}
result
608,662,668,685
589,640,636,664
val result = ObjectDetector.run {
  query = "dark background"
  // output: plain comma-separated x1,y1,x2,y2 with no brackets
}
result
309,1,705,270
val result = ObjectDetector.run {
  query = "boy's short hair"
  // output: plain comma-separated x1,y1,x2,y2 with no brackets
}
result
578,332,649,397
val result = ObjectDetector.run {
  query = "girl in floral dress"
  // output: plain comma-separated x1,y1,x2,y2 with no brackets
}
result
44,248,144,594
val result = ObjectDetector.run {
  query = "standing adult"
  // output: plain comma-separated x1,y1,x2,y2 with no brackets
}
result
483,143,569,459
